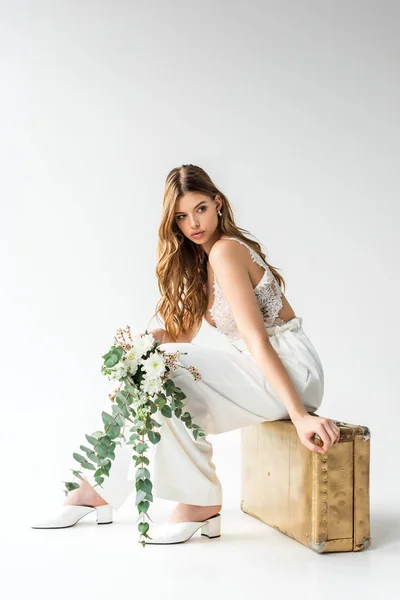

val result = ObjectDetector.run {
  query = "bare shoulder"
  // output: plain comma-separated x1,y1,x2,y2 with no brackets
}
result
209,237,250,269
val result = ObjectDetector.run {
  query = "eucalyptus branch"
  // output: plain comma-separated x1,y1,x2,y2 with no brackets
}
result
63,327,205,547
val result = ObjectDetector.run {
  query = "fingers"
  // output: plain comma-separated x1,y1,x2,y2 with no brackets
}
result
316,424,331,451
300,417,342,455
303,435,324,454
318,419,341,451
325,420,341,444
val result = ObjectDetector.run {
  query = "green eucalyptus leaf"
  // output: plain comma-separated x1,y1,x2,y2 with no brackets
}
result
136,442,148,454
96,444,109,459
138,521,149,534
134,455,150,466
73,453,87,465
142,478,153,493
100,435,113,446
137,500,150,514
135,467,150,480
111,406,125,426
103,346,124,368
148,431,161,444
120,404,131,418
91,430,104,439
82,461,96,470
101,411,115,428
136,490,147,505
64,481,80,491
163,379,174,393
124,383,138,398
85,434,99,447
137,478,152,494
111,404,121,416
161,405,172,418
107,424,121,439
70,469,84,481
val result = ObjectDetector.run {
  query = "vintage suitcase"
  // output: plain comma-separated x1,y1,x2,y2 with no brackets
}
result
240,416,371,553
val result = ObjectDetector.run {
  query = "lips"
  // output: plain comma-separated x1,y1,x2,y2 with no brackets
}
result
191,231,204,238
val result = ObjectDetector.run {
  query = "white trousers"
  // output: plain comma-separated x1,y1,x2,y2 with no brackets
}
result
77,317,324,510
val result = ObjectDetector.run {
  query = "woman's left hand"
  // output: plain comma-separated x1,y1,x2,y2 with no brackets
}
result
292,414,341,454
137,328,166,344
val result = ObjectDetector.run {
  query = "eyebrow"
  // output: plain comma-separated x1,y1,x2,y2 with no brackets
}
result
175,201,206,215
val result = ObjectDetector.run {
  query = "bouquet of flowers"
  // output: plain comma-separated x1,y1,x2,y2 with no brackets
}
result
62,325,205,547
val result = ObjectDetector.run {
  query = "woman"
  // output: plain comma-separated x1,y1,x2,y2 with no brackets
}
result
32,164,340,543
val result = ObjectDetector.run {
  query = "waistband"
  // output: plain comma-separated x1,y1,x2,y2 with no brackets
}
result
230,316,304,353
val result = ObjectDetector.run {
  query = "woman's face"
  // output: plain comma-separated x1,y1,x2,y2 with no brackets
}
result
174,192,222,244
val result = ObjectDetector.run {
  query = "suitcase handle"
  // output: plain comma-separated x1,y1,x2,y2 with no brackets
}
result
309,414,370,443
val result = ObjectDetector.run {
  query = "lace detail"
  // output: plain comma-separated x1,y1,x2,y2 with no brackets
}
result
208,237,285,342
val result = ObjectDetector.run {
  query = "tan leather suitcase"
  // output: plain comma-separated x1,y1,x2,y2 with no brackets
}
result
240,416,371,553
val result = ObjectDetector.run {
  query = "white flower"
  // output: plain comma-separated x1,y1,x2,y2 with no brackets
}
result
142,352,166,379
134,333,155,356
133,391,149,407
125,347,142,362
125,357,140,376
110,361,129,381
127,362,139,376
141,376,163,396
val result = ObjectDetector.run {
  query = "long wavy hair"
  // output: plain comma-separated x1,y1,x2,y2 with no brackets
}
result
147,164,286,342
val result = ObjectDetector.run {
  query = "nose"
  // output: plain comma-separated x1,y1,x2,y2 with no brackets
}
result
189,215,200,228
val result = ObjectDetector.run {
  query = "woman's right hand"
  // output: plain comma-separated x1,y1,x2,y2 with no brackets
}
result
292,413,341,454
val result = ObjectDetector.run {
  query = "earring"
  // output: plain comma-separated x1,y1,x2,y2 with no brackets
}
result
217,209,222,216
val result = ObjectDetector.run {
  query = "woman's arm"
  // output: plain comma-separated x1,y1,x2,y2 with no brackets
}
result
209,240,307,419
209,239,339,453
244,337,309,421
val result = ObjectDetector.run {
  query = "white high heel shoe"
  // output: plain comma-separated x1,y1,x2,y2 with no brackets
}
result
143,512,221,544
31,504,113,529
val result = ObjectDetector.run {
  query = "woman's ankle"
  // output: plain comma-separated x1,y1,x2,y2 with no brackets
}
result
63,479,108,507
167,502,222,523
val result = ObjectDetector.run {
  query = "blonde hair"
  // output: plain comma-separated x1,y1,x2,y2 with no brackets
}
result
147,164,286,342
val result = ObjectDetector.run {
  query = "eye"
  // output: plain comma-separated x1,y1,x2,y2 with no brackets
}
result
176,206,207,220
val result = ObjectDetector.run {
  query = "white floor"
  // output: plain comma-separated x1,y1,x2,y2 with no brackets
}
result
2,426,400,600
3,489,399,600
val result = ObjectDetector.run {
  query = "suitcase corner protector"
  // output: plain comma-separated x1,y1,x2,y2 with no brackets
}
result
309,540,327,553
356,536,372,551
361,426,371,441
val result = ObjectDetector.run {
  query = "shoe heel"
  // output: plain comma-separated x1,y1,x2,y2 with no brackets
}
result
95,504,113,525
201,513,221,538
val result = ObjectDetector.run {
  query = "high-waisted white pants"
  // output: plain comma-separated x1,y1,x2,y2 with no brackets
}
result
77,317,324,510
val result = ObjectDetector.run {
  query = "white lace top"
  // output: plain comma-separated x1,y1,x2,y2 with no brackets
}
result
205,236,286,342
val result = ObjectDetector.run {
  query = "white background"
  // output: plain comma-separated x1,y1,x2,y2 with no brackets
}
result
1,0,399,598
